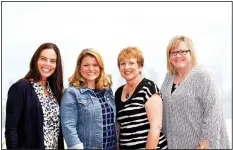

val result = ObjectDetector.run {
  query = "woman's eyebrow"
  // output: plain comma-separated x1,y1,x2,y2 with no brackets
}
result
40,56,56,61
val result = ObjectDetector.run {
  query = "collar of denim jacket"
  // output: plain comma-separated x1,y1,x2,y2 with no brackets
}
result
80,88,93,93
80,87,112,94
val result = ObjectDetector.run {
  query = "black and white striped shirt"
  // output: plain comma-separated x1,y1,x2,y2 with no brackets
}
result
115,78,168,149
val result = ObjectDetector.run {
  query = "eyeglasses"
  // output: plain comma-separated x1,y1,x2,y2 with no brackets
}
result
169,50,190,56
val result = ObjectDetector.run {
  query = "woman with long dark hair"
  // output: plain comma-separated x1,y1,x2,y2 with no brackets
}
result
5,43,64,149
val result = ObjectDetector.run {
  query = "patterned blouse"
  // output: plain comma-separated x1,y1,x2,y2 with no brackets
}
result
31,80,60,149
93,90,116,149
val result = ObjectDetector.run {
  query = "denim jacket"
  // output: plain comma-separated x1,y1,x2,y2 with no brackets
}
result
60,85,116,149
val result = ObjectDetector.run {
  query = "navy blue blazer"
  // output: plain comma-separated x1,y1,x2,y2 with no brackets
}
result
5,79,64,149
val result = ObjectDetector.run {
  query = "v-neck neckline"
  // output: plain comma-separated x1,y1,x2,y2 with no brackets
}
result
120,78,145,103
170,66,196,96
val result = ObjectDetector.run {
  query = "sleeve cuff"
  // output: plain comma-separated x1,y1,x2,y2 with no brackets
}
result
68,143,84,149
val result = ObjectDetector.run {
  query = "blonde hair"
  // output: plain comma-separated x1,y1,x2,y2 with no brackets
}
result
117,46,144,68
166,36,197,75
69,48,112,90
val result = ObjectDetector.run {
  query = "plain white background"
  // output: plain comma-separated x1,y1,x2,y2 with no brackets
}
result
1,1,232,148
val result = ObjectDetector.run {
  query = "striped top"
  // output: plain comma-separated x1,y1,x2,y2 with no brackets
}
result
115,78,168,149
94,90,116,149
161,65,230,149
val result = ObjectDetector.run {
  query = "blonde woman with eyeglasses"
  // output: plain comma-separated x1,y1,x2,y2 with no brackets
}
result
160,35,230,149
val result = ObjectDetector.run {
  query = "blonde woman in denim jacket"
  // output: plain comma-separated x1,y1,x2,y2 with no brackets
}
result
61,49,117,149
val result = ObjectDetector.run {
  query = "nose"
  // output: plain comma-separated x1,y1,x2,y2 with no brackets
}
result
89,65,94,70
125,63,130,69
176,52,182,57
44,60,51,65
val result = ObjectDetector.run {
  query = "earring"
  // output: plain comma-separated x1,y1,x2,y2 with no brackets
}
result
139,71,142,75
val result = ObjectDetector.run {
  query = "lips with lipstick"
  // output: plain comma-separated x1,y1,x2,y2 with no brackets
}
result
86,72,97,76
124,71,133,75
41,67,52,73
174,59,185,63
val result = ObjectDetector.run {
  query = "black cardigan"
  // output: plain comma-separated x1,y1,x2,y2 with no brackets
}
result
5,79,64,149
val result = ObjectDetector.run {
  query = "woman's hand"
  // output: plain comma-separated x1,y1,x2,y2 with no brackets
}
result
196,141,209,149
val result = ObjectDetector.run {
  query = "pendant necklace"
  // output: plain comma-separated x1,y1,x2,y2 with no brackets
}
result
125,92,130,99
125,78,142,99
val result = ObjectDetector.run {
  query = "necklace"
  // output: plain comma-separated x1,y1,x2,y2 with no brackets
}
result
125,92,130,99
124,78,142,99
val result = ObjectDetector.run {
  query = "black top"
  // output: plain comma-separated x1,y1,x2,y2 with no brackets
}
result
5,79,64,149
115,78,168,149
171,83,179,94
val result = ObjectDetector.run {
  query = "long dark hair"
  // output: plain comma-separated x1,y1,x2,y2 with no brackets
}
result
24,43,63,103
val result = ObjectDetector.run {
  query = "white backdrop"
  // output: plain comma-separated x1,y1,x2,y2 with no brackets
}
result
1,1,232,147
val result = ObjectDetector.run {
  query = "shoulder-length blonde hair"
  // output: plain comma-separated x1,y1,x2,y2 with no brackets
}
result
167,35,198,75
69,48,112,90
